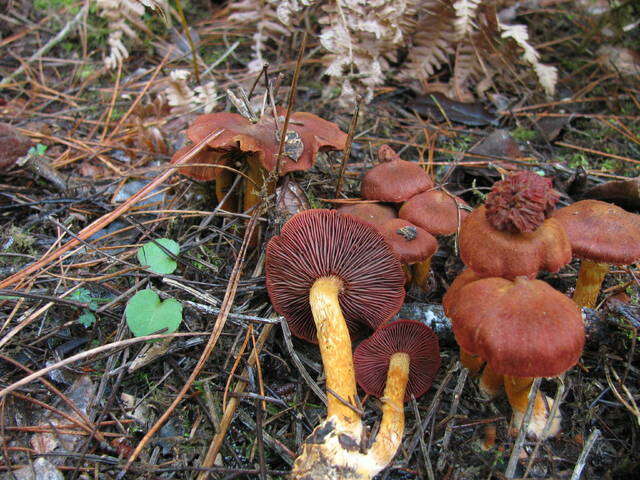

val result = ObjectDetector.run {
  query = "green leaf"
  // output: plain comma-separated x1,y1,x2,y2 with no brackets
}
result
125,289,182,337
137,238,180,275
78,311,96,328
70,287,98,309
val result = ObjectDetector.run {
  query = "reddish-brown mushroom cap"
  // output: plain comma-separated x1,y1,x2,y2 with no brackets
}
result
361,149,434,203
378,219,438,264
399,190,469,236
186,110,347,175
354,320,440,401
170,144,232,182
265,209,406,343
459,206,571,279
337,203,397,231
444,276,584,378
552,199,640,265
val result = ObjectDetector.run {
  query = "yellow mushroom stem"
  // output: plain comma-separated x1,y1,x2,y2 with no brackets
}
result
573,259,610,308
412,256,432,291
402,264,412,285
309,276,360,428
243,156,265,216
215,168,236,212
368,352,410,470
479,365,503,399
504,375,561,440
460,349,485,374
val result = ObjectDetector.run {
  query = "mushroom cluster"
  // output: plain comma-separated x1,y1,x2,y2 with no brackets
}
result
266,209,440,479
340,144,468,290
445,171,584,439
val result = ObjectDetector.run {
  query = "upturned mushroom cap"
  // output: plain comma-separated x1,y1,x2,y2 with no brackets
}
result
443,276,584,378
337,203,397,231
265,209,406,343
361,147,434,203
354,320,440,401
459,206,571,279
552,199,640,265
186,110,347,175
378,219,438,264
399,190,469,236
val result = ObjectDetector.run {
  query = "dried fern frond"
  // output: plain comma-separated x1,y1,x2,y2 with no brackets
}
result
452,0,481,39
164,70,219,113
97,0,166,70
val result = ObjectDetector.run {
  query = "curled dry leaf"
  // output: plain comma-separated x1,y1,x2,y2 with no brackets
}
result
276,176,311,218
597,45,640,77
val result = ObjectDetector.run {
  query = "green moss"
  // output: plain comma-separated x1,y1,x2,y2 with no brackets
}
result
512,127,537,142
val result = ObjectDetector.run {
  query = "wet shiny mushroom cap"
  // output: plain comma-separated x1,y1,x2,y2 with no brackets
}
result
265,209,406,343
354,319,440,401
552,199,640,265
443,276,584,378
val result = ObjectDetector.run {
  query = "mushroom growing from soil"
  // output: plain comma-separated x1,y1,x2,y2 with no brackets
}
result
353,319,440,472
336,203,398,231
361,144,434,203
458,171,571,279
172,109,347,214
265,209,406,479
551,199,640,308
398,189,469,289
444,275,585,439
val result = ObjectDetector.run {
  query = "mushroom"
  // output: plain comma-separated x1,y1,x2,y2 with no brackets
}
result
353,319,440,472
336,203,397,231
398,190,469,289
265,209,406,479
173,109,347,214
377,218,438,284
551,199,640,308
443,275,585,439
458,171,571,279
361,145,434,203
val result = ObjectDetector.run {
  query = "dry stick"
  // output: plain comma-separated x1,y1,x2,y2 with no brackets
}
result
410,396,435,480
273,32,307,178
505,377,542,479
0,3,90,86
279,318,328,405
334,98,361,198
197,324,275,480
174,0,201,84
524,375,566,478
119,212,260,477
0,129,223,291
0,333,206,398
570,428,600,480
436,365,468,471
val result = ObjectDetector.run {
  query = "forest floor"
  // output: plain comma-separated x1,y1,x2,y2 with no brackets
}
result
0,1,639,479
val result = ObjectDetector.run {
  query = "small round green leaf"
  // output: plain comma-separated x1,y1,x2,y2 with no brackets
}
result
137,238,180,275
125,289,183,337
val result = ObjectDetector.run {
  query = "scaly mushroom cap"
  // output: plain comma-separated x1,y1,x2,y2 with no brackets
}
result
170,144,232,181
265,209,406,343
459,206,571,279
443,276,584,378
399,190,469,236
552,199,640,265
361,147,434,203
354,320,440,401
337,203,397,231
378,219,438,264
485,171,560,233
186,110,347,175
